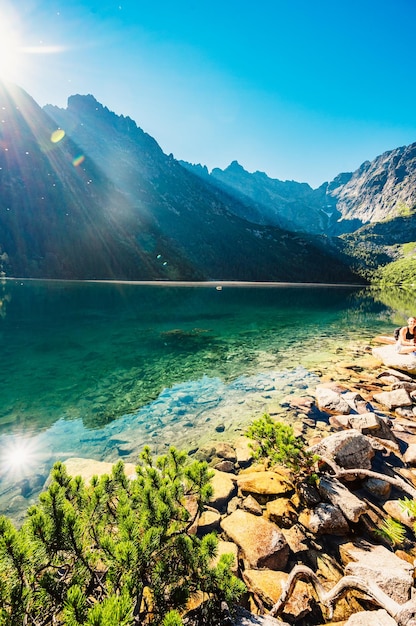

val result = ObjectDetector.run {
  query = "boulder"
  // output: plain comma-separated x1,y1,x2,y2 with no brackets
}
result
318,476,367,522
315,384,351,414
299,503,349,535
214,442,237,462
309,431,374,470
342,391,373,414
212,540,239,574
220,510,289,570
214,460,235,473
210,470,237,512
363,477,391,499
340,541,414,604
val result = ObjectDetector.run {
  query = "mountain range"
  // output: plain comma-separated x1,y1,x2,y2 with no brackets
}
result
0,81,415,283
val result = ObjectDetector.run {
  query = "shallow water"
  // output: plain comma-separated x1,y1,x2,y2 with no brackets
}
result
0,280,398,521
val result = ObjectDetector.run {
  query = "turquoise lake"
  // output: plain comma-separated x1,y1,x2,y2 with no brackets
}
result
0,279,405,521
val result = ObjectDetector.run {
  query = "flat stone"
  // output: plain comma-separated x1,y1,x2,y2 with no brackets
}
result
344,609,397,625
383,499,416,529
340,541,413,604
373,388,413,409
237,470,293,500
348,412,381,432
220,509,289,570
372,345,416,376
63,458,137,483
280,524,309,553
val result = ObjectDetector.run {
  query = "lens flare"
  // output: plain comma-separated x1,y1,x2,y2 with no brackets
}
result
72,154,85,167
51,129,65,143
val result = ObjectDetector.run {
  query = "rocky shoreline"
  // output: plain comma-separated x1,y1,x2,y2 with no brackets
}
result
34,340,416,624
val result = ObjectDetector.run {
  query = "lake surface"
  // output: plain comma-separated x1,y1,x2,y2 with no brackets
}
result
0,279,402,521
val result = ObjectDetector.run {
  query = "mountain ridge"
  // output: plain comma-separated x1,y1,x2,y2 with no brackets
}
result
0,83,361,283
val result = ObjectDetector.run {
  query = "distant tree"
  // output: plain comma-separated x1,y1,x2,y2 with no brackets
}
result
0,447,245,625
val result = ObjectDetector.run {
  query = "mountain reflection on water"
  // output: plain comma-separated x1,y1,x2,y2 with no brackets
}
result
0,280,405,522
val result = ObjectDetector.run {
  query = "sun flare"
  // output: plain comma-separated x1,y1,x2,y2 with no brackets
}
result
0,13,23,80
0,437,41,477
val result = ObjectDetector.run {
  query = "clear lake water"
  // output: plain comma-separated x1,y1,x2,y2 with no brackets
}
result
0,279,405,522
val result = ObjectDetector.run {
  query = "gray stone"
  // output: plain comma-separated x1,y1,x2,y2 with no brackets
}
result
372,345,416,376
343,391,373,414
214,460,235,473
318,476,367,522
363,477,391,498
309,430,375,470
348,412,381,432
234,607,290,626
299,503,349,535
315,384,351,414
344,609,397,625
373,388,413,410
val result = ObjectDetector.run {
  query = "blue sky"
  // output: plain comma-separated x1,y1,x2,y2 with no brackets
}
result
1,0,415,187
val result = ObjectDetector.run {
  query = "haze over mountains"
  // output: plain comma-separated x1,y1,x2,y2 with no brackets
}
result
0,81,415,283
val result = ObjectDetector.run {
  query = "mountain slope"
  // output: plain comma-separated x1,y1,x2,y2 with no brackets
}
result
43,93,361,283
180,159,339,234
327,143,416,235
0,82,202,280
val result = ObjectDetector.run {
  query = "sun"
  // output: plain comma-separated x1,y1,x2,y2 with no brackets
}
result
0,9,24,81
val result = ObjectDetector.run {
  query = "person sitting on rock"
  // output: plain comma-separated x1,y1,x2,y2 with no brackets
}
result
397,317,416,354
